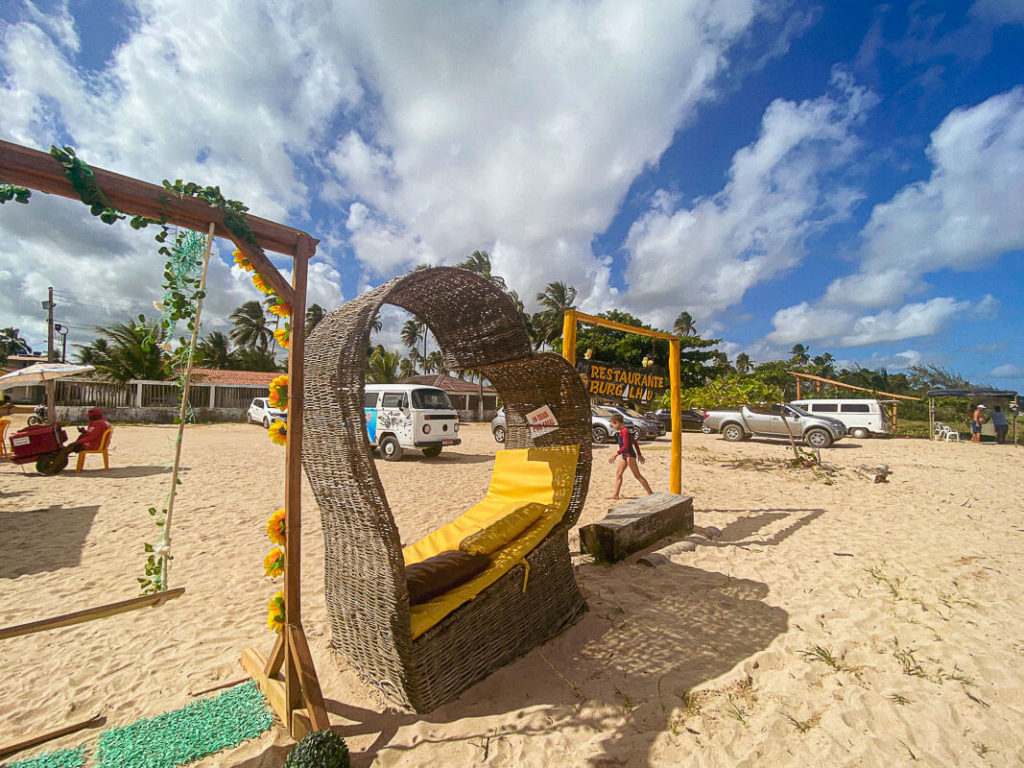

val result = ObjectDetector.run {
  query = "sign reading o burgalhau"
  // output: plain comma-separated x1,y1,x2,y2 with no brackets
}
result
577,360,668,404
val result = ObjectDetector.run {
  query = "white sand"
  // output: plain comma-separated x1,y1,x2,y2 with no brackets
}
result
2,415,1024,766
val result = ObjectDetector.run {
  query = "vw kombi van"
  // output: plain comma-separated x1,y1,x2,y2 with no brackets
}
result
364,384,460,460
789,399,890,438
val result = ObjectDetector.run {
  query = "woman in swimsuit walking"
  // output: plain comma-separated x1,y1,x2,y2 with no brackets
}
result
607,413,654,499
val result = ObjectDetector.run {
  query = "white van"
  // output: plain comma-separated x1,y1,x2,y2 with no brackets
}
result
364,384,461,460
790,399,890,438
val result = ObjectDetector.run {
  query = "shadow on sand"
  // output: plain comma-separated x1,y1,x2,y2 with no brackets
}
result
0,504,100,578
66,465,175,478
313,557,789,766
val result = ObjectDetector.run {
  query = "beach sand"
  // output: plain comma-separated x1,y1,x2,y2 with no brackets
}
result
2,415,1024,766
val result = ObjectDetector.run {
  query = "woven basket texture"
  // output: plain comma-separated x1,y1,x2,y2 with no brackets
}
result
302,267,591,711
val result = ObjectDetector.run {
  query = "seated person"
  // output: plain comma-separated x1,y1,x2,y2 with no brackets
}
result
73,407,111,452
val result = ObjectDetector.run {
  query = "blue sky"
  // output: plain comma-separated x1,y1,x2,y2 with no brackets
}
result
1,0,1022,390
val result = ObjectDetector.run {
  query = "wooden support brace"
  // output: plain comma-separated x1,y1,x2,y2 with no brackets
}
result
0,714,105,759
0,588,185,641
286,624,330,732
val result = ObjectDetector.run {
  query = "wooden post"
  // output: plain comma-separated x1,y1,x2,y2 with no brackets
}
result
562,310,577,366
795,376,801,400
669,338,681,495
928,397,935,441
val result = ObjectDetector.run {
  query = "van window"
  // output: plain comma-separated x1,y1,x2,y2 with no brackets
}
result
364,392,379,408
812,403,838,412
841,403,870,413
381,393,407,408
411,389,453,410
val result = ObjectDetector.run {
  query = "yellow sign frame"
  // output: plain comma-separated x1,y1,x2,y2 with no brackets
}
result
562,309,682,494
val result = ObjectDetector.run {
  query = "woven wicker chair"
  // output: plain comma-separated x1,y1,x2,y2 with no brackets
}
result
303,267,592,712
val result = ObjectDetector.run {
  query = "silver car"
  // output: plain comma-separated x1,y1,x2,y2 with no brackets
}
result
601,404,663,439
490,406,639,444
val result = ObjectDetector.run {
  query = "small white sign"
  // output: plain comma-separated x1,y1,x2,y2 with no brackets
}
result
525,405,559,438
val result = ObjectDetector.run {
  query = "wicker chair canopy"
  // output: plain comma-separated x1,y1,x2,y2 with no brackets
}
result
302,267,592,712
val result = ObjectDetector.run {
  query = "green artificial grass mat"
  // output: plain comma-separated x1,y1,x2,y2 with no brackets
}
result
94,681,272,768
1,746,85,768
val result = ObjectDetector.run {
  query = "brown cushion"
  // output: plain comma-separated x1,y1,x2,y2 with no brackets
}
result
406,550,491,605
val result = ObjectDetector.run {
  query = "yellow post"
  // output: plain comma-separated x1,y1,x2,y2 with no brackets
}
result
562,309,577,366
669,338,681,494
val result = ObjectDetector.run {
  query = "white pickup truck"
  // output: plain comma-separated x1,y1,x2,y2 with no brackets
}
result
702,404,847,448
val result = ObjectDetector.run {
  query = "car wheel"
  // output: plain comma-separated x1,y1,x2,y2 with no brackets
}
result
722,423,745,442
805,428,832,449
379,435,403,461
701,425,712,434
422,445,442,458
850,427,869,439
263,416,271,428
592,426,608,444
493,425,506,443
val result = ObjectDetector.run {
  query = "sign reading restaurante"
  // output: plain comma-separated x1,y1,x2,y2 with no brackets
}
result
577,360,668,404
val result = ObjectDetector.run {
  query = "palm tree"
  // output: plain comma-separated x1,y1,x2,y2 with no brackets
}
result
735,352,752,374
673,311,696,337
789,343,810,366
427,350,446,376
230,301,273,351
77,316,166,382
812,352,836,378
367,348,401,383
399,356,418,379
458,250,507,290
233,346,282,372
194,331,234,369
305,303,326,336
533,282,577,350
0,327,31,365
370,312,382,334
401,317,429,359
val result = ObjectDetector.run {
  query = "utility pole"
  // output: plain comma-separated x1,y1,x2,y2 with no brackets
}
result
43,286,56,425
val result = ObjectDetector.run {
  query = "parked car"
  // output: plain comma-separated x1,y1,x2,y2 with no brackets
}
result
702,403,846,448
365,383,460,460
644,407,708,432
490,405,640,445
247,397,286,428
790,398,891,439
601,404,664,439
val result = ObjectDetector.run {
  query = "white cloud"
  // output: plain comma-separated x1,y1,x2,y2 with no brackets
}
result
838,297,973,346
991,363,1024,378
622,71,875,329
823,86,1024,310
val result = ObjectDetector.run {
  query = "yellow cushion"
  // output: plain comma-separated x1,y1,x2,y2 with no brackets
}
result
402,445,580,640
459,502,549,555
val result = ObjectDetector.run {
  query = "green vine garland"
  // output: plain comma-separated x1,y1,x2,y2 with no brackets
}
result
0,182,31,204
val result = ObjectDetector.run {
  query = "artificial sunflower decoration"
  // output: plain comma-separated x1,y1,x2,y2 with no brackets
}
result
268,301,291,318
264,547,284,578
266,508,286,545
251,272,274,294
266,590,285,633
273,325,290,349
268,419,287,446
268,374,289,410
232,248,253,272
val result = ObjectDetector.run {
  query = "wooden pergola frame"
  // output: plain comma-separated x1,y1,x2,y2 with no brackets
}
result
792,371,919,431
561,309,683,494
0,140,328,738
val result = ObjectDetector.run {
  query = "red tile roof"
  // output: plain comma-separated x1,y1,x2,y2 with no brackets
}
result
189,368,280,386
400,374,496,394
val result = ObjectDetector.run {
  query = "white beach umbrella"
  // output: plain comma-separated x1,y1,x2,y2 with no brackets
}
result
0,362,95,390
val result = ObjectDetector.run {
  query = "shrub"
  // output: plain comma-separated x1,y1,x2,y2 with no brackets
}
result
285,730,350,768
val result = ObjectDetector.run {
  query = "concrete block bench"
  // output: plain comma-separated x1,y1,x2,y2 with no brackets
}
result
579,493,694,563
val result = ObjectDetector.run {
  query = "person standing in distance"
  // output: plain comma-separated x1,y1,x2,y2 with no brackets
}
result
971,404,987,444
607,413,653,499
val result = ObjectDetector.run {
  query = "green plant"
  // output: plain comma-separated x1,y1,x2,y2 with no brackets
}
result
285,730,350,768
799,644,842,671
0,182,31,204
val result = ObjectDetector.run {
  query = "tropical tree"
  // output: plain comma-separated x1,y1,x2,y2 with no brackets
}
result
367,347,401,383
811,352,836,378
400,317,429,359
305,303,326,336
399,356,418,379
233,346,282,372
789,343,810,366
75,316,166,382
458,250,507,290
673,311,696,337
230,301,273,351
533,281,576,350
0,327,31,365
194,331,234,369
426,350,446,376
735,352,752,374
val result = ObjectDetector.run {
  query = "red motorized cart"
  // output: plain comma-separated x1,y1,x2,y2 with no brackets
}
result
9,422,71,475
